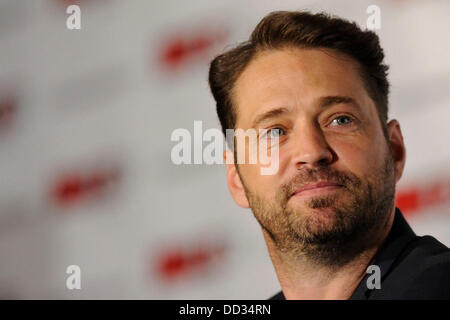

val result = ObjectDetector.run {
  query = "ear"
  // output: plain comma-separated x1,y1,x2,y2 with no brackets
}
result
223,150,250,208
386,119,406,183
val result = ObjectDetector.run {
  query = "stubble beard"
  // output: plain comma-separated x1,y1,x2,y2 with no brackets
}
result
240,148,397,268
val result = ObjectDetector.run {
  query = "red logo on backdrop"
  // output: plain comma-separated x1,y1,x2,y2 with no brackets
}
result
50,165,121,208
154,240,226,283
395,176,450,217
0,94,17,134
159,29,228,70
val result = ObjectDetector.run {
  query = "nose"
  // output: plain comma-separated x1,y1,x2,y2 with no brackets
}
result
291,122,334,168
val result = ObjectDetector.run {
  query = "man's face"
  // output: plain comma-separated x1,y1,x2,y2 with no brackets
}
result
228,48,404,264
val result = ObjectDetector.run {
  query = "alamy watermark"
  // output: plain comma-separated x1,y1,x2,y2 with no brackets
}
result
366,264,381,290
366,5,381,30
66,5,81,30
171,121,280,175
66,265,81,290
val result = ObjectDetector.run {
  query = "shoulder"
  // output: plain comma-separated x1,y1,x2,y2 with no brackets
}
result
373,235,450,299
268,291,285,300
400,235,450,270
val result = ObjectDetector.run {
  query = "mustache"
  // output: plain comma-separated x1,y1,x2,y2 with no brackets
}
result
280,167,360,198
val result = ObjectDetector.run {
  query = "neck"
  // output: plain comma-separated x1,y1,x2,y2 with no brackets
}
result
263,207,395,300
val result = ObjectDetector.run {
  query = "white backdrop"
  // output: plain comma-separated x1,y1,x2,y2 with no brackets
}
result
0,0,449,299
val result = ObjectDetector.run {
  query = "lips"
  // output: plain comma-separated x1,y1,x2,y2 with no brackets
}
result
292,181,342,196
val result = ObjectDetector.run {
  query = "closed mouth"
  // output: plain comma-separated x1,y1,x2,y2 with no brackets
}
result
291,181,343,197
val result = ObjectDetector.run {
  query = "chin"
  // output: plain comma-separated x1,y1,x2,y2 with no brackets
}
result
288,206,339,231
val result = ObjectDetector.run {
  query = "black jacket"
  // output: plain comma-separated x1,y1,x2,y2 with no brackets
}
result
269,207,450,299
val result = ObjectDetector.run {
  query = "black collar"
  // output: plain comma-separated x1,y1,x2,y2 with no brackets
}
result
349,207,417,299
269,207,418,300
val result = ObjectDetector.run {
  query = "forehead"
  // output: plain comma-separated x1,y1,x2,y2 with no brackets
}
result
232,47,370,126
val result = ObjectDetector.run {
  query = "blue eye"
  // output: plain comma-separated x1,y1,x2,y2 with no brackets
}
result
332,115,353,126
268,127,285,138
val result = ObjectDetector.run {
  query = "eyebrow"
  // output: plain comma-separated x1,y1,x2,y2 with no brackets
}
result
319,95,359,109
251,107,291,128
251,95,359,128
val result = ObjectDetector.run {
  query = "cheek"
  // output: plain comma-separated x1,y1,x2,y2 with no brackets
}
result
332,138,384,179
240,161,284,199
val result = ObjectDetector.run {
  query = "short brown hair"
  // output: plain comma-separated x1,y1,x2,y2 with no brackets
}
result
208,10,390,136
